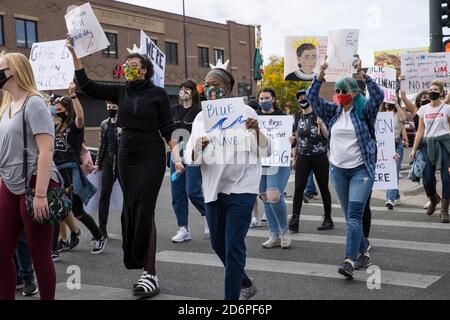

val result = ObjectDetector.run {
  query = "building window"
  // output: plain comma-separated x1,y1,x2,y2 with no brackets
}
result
0,16,4,46
214,49,225,64
238,83,251,98
102,33,118,59
198,47,209,68
15,18,37,48
165,42,178,65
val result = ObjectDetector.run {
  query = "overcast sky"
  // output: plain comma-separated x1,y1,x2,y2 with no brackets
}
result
116,0,429,66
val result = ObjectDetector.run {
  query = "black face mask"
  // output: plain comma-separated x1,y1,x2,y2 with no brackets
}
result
299,99,309,109
420,99,431,106
108,109,117,118
429,91,441,101
56,112,67,123
0,68,12,89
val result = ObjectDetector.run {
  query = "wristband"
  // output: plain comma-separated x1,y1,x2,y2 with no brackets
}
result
35,193,47,199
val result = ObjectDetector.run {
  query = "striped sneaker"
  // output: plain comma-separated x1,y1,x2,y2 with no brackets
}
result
133,272,160,298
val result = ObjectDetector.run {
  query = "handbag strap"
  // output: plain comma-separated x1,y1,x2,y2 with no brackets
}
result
21,95,32,189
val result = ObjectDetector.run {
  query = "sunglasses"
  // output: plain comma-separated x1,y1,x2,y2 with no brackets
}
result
334,89,349,95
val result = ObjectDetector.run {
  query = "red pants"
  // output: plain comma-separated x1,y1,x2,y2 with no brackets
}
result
0,181,55,300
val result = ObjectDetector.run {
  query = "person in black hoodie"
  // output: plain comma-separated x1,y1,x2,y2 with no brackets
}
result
170,80,208,243
67,39,184,299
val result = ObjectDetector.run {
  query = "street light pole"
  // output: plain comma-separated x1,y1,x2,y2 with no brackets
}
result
183,0,189,79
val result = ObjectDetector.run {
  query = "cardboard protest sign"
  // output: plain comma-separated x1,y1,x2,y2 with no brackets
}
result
29,40,74,91
140,30,165,88
374,47,428,68
401,52,450,94
373,112,398,190
258,116,294,167
367,66,397,103
65,2,110,59
284,36,328,81
326,29,359,82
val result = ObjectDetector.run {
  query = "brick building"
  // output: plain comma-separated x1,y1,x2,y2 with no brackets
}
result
0,0,257,146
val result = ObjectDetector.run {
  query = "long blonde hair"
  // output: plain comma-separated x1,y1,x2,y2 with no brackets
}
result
0,52,43,118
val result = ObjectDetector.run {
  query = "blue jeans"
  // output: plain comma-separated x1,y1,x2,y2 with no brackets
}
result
170,161,206,227
259,166,291,237
330,164,373,260
205,193,256,300
15,232,34,278
422,142,450,200
386,139,404,202
305,171,317,196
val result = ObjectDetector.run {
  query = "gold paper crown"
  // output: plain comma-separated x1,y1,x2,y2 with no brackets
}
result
293,37,320,50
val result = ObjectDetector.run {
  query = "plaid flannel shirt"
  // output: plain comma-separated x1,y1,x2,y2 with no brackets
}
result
306,76,385,179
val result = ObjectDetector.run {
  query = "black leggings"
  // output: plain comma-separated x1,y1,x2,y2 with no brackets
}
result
99,154,119,229
292,153,332,220
363,192,372,239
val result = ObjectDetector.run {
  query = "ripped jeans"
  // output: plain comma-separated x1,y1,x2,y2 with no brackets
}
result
330,164,373,260
259,166,291,237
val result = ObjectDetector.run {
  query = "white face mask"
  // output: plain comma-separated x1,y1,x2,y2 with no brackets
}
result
179,90,192,101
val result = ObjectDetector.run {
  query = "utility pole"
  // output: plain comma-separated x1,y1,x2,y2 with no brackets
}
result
430,0,444,52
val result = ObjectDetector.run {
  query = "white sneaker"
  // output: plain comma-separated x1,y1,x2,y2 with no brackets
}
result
261,214,267,222
280,232,292,249
249,217,262,228
423,201,431,209
203,217,210,239
262,236,281,249
394,199,402,206
171,227,191,243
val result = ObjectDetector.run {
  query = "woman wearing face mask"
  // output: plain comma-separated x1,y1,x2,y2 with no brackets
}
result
290,90,333,233
0,53,60,300
379,102,407,210
409,81,450,223
256,88,292,249
51,87,106,261
170,80,208,243
308,58,385,279
185,68,270,300
67,39,183,298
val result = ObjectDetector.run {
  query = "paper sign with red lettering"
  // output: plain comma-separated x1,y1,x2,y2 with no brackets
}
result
367,66,397,103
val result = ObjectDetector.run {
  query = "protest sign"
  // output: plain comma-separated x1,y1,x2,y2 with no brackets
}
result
326,29,359,82
258,116,294,167
367,66,397,103
84,171,123,215
400,52,450,94
373,112,398,190
284,36,328,81
140,30,165,88
374,47,428,68
29,40,74,91
65,2,110,59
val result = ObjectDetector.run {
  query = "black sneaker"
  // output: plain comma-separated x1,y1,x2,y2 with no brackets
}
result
52,250,60,263
338,260,355,280
91,236,107,255
303,195,310,203
16,277,24,290
133,272,160,298
386,200,394,210
239,279,257,300
289,214,300,233
57,239,70,252
317,218,334,231
366,239,372,252
355,252,373,270
22,274,38,297
69,229,82,250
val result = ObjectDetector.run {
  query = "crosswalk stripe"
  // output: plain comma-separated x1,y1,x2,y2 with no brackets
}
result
285,200,429,215
247,230,450,253
156,251,441,289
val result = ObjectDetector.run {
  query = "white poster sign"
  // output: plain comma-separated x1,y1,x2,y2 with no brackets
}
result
65,2,110,59
326,29,360,82
140,30,165,88
284,36,328,81
29,40,74,91
373,112,398,190
258,116,294,167
83,171,123,215
367,66,397,103
400,52,450,94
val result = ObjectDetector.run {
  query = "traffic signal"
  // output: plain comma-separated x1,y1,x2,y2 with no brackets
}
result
442,0,450,28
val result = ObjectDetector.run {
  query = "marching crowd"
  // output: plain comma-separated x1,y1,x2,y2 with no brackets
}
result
1,35,450,301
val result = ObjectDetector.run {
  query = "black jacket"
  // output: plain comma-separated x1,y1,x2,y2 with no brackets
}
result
97,118,118,169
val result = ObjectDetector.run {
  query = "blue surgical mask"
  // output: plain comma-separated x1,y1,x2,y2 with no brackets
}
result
49,106,57,116
260,101,274,111
205,86,225,100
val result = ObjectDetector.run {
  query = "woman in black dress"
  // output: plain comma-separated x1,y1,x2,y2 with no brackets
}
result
68,41,184,298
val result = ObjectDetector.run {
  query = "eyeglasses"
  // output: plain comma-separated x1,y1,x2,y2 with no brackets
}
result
334,89,349,95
